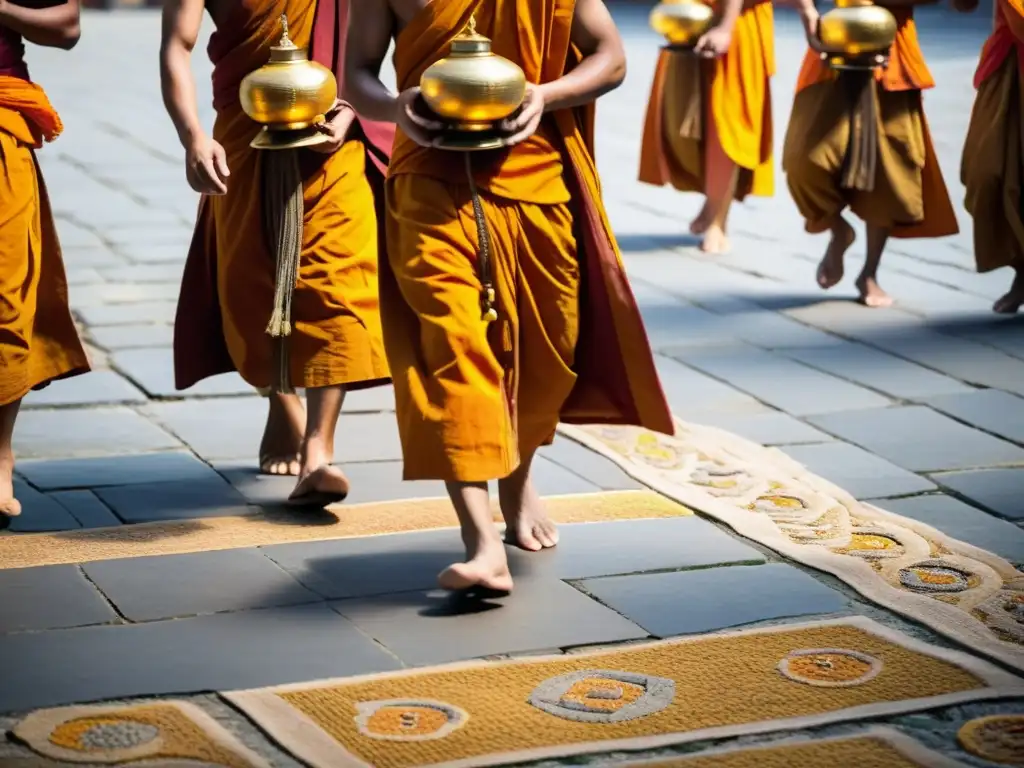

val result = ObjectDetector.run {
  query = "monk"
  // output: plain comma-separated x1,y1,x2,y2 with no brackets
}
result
639,0,775,254
783,0,960,307
0,0,90,528
161,0,393,504
961,0,1023,313
346,0,674,592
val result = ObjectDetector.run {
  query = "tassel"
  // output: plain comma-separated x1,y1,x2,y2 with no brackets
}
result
839,68,879,192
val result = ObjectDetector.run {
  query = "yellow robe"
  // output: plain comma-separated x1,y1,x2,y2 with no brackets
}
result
782,5,958,238
173,0,389,392
383,0,673,483
0,76,89,406
961,0,1024,273
639,1,775,200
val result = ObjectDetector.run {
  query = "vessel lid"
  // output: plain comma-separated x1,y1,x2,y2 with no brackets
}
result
833,0,875,7
268,15,308,63
449,15,492,55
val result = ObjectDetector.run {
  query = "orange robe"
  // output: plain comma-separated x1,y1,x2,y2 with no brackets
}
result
0,72,89,407
781,5,958,238
961,0,1024,273
173,0,391,392
382,0,673,483
639,1,775,200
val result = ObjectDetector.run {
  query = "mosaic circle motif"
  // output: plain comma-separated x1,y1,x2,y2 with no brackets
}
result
898,560,973,594
49,715,163,755
749,495,807,516
632,434,686,470
843,532,905,559
528,669,675,723
353,699,468,742
957,714,1024,765
777,648,883,687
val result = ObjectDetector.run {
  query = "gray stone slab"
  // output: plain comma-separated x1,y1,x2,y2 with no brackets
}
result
344,386,396,413
653,354,766,417
577,563,848,638
83,549,322,622
88,324,175,351
881,493,1024,564
782,441,937,499
781,342,973,400
0,565,117,634
112,347,252,398
686,411,834,446
332,578,648,666
147,398,266,461
538,438,644,491
530,455,603,496
97,263,184,283
94,477,253,523
334,413,404,464
76,301,178,327
23,370,147,408
809,406,1024,473
49,490,122,528
0,604,401,713
931,468,1024,521
13,407,182,459
61,246,130,269
71,281,181,308
113,243,190,265
924,389,1024,445
7,481,81,532
666,343,892,416
18,451,218,491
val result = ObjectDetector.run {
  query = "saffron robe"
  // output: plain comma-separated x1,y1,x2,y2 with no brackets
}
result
781,5,957,238
173,0,393,392
382,0,673,483
0,63,89,406
961,0,1024,273
639,1,775,199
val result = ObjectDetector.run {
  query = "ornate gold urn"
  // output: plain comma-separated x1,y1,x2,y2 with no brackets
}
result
649,0,715,48
239,15,338,150
818,0,898,59
419,16,527,150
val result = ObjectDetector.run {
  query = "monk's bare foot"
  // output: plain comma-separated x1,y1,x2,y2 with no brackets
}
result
499,477,558,551
438,539,513,593
259,393,305,476
700,224,730,254
0,453,21,528
856,274,893,308
288,464,349,507
993,270,1024,314
689,202,713,236
817,218,855,289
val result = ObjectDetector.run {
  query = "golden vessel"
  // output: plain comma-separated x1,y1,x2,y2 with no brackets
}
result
818,0,898,58
420,16,527,149
239,15,338,150
649,0,715,48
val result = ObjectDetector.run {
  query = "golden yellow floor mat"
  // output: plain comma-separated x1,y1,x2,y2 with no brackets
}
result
223,616,1023,768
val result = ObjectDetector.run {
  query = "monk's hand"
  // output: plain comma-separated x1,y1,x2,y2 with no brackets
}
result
500,84,545,146
396,87,444,148
799,9,824,52
185,135,230,196
311,101,356,154
693,24,733,58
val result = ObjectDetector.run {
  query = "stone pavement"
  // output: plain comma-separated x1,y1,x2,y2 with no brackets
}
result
1,4,1023,766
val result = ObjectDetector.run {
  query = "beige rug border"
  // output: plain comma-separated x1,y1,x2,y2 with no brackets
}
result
0,489,683,570
558,420,1024,673
617,725,969,768
222,615,1024,768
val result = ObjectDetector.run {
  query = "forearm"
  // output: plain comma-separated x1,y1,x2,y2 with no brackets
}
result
343,72,399,124
538,46,625,112
0,1,79,49
716,0,743,31
159,47,204,148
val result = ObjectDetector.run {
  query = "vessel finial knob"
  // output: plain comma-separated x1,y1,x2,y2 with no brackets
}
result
465,14,477,35
279,14,292,46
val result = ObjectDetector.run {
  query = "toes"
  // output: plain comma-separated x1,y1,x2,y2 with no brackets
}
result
514,528,544,551
535,525,558,549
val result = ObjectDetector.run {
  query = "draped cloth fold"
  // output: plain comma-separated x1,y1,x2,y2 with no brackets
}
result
782,5,957,238
638,2,775,200
173,0,392,392
382,0,673,483
961,0,1024,273
0,75,89,406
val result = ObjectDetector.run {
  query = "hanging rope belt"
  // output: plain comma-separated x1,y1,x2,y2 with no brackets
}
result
260,148,304,394
464,153,498,323
839,67,880,193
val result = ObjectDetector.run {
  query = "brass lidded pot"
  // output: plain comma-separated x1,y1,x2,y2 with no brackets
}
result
239,15,338,150
420,16,527,132
818,0,898,57
649,0,715,48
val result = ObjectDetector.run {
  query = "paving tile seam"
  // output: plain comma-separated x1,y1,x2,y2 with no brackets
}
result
917,404,1024,451
924,478,1023,524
